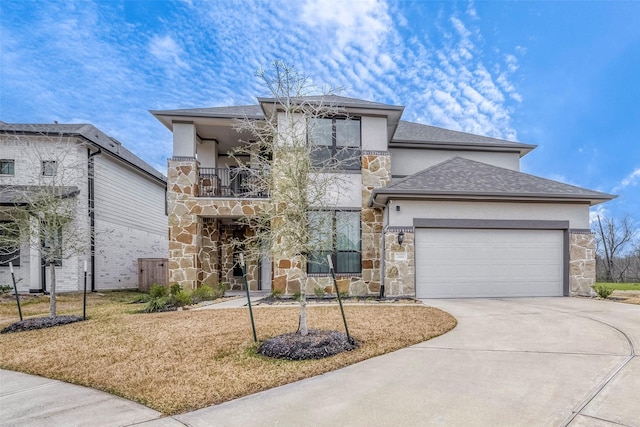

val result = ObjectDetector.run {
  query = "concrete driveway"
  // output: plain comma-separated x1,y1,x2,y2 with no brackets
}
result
2,297,637,426
167,297,638,427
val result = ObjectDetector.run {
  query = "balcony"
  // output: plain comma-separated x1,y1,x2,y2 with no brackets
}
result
199,167,268,198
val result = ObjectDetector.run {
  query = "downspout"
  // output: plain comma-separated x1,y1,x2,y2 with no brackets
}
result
88,148,102,292
370,192,389,298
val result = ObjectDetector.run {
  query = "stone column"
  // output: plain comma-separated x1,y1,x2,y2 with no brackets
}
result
167,158,200,290
361,151,391,295
199,218,219,286
384,227,415,297
569,230,596,296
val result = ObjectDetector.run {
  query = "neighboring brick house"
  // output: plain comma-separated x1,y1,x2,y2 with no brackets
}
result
0,123,168,293
152,95,615,298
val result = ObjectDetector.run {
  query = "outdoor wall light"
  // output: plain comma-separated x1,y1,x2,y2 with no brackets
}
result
397,230,405,246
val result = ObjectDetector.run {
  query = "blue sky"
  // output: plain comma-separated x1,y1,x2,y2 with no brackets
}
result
1,0,638,221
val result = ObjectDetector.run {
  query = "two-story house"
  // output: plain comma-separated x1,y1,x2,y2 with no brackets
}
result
0,123,168,293
153,95,615,299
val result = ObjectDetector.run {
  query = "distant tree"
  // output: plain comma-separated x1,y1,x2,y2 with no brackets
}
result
230,61,357,336
0,131,89,317
594,214,637,282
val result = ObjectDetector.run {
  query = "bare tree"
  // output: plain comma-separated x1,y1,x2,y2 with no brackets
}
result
0,131,90,317
594,214,637,282
230,61,358,336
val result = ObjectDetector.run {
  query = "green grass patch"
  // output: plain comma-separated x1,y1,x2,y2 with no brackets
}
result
595,282,640,291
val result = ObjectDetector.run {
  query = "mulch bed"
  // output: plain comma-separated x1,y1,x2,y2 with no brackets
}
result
1,315,85,334
258,329,358,360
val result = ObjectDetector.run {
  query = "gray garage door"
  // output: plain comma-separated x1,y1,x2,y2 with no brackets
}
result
415,228,564,298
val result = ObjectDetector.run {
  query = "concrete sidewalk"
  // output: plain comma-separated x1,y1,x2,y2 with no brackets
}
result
1,297,638,426
0,370,163,426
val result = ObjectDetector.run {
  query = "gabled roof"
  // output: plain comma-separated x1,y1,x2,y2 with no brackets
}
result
371,156,616,206
0,123,166,184
391,121,535,156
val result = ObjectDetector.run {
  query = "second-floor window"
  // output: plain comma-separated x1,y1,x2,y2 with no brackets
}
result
308,117,361,170
42,161,57,176
0,159,14,175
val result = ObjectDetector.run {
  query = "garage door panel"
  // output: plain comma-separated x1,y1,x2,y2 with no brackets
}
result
416,229,563,298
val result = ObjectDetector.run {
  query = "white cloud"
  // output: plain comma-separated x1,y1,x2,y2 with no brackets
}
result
149,35,190,70
612,167,640,192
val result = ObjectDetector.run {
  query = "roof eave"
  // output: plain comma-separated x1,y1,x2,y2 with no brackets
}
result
370,189,617,207
389,140,537,156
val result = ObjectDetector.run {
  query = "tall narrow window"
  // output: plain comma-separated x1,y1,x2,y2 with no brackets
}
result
43,226,62,266
0,159,15,175
307,210,361,274
308,117,361,170
42,161,57,176
0,221,20,266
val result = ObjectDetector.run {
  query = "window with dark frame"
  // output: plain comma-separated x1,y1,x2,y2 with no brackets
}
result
308,117,361,170
42,226,62,266
42,160,57,176
0,159,15,175
0,221,20,267
307,210,361,275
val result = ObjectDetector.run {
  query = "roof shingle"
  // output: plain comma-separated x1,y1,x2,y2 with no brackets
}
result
373,156,615,205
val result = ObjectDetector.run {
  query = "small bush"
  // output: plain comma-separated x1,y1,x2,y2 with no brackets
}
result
271,289,283,299
172,290,193,307
192,285,213,302
143,296,171,313
313,286,326,298
149,284,168,299
293,291,302,301
593,284,613,299
170,284,182,296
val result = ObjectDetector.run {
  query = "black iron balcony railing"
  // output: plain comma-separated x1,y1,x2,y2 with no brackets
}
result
199,167,268,198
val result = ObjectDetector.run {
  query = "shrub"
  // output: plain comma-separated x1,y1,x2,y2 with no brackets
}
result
593,284,613,299
292,291,302,301
170,284,182,296
171,290,193,307
271,289,283,299
143,296,170,313
193,283,226,302
149,284,168,299
313,286,326,298
192,285,213,303
0,285,12,296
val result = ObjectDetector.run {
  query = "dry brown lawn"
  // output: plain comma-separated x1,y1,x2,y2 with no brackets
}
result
0,292,456,415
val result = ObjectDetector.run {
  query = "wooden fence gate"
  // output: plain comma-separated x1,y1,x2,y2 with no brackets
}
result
138,258,168,292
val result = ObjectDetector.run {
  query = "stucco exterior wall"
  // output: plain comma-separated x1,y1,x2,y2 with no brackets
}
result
390,148,520,176
389,200,590,229
361,116,388,151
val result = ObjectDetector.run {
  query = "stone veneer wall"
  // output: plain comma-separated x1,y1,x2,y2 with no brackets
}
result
271,151,391,297
168,158,265,290
168,150,390,295
569,230,596,296
199,218,219,286
167,158,200,289
360,151,391,295
384,227,415,297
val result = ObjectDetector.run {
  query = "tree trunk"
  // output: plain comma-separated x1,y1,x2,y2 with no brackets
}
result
49,261,57,318
298,298,308,336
